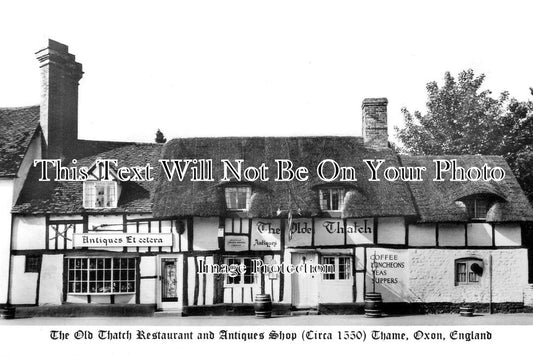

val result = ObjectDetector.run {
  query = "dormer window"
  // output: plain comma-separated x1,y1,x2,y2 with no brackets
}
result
460,195,492,220
225,186,251,211
319,187,345,212
83,181,118,209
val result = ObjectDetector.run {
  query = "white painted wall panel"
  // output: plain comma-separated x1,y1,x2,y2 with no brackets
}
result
39,254,63,305
408,224,436,247
12,216,46,250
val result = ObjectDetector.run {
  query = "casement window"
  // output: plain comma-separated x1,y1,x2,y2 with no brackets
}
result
465,197,489,220
225,186,252,211
25,255,41,273
67,257,136,294
455,258,483,285
319,188,345,212
224,257,256,286
83,181,118,209
322,256,351,281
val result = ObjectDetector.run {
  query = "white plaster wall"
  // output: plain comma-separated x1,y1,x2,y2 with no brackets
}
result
140,278,156,304
39,254,63,305
91,295,111,304
0,179,14,303
193,217,219,250
346,218,373,245
140,256,157,304
408,224,436,247
408,249,527,303
9,256,37,304
467,223,492,246
12,216,46,250
314,218,344,246
438,224,465,246
495,225,521,246
88,215,123,231
319,280,352,303
140,256,157,276
377,217,405,244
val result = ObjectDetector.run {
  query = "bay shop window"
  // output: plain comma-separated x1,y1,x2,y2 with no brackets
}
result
67,257,136,294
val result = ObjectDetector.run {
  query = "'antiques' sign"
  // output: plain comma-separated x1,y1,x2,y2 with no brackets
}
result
73,233,173,248
251,220,281,251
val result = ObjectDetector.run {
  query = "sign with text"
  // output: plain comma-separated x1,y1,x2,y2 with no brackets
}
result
251,220,281,251
224,235,249,252
73,233,173,248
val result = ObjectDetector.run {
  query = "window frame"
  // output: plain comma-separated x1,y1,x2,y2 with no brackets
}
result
223,257,257,287
455,258,483,285
66,257,137,295
460,195,494,221
321,255,352,281
224,186,252,211
25,255,42,273
83,180,119,209
318,187,346,212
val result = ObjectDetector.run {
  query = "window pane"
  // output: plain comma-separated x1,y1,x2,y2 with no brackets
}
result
339,257,351,280
323,257,335,280
67,257,136,294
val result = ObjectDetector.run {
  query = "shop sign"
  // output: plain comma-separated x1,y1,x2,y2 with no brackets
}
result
365,248,408,302
251,220,281,251
73,233,173,248
225,235,249,252
284,218,374,246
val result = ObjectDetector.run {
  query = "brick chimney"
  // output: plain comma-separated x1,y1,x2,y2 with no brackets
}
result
36,39,83,159
362,98,389,149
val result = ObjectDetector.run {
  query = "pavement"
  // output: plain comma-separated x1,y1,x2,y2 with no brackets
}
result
3,313,533,325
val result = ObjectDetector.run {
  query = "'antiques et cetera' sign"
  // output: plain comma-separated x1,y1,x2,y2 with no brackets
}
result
73,233,173,248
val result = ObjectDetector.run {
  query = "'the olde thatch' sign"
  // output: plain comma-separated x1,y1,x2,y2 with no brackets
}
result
73,233,173,248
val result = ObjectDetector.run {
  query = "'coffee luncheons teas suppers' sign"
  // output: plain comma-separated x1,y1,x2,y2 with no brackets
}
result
73,233,173,248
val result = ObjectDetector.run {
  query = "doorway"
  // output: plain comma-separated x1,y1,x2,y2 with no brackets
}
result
291,252,319,308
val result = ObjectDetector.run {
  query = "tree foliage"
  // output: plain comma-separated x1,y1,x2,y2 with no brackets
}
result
155,129,167,143
395,69,533,201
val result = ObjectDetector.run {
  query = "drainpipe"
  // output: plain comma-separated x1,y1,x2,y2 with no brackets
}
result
489,254,493,314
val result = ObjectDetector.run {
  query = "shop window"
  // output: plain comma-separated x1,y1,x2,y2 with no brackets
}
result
67,257,136,294
319,188,345,212
225,186,251,211
25,255,41,273
224,257,256,286
322,256,351,280
83,181,118,209
455,258,483,285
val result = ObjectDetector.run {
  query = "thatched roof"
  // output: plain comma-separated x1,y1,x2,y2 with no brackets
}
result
152,137,417,218
401,155,533,222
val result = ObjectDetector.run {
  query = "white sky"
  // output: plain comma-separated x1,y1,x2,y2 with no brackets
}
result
0,0,532,143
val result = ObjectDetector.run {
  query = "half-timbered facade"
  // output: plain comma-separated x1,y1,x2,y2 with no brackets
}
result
3,40,533,316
